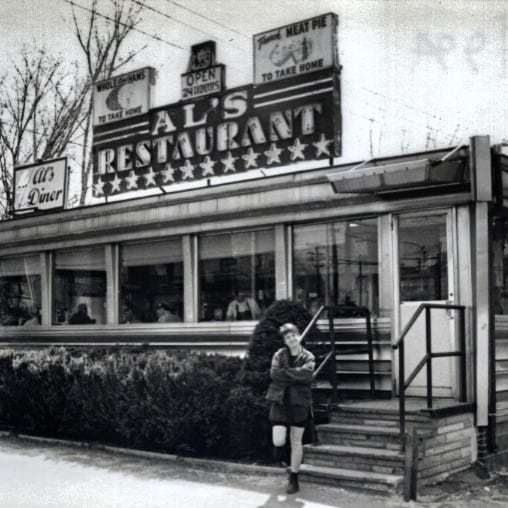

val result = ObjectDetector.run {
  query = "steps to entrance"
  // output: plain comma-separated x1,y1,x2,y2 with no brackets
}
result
316,422,402,450
304,443,404,474
299,463,403,495
300,400,476,494
300,405,405,493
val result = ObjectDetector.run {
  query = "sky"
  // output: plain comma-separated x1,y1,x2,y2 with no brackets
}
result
1,0,508,201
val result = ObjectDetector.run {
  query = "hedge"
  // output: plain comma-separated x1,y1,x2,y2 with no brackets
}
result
0,348,251,460
0,300,313,463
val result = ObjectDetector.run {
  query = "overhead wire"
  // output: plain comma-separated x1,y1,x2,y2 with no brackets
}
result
63,0,250,78
60,1,462,151
61,0,184,50
0,119,85,148
361,86,447,123
134,0,249,53
163,0,250,40
132,0,251,77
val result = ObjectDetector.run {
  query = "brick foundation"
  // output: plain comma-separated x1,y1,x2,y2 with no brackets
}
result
416,413,477,486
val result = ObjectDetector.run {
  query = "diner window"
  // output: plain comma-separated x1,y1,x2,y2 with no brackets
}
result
199,229,275,321
53,247,106,325
293,219,379,316
399,215,448,302
119,239,183,323
493,218,508,315
0,255,41,326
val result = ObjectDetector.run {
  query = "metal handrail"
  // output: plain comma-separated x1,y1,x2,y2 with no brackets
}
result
305,305,337,403
300,305,334,379
304,304,375,403
392,303,467,443
313,350,334,379
301,305,327,343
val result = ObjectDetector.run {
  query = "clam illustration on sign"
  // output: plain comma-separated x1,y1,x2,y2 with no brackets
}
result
93,67,155,126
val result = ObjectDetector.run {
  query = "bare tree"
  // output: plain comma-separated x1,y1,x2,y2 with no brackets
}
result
0,0,146,218
0,46,88,218
70,0,146,205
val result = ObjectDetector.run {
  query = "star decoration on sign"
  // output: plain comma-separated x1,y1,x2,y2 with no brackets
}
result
313,134,332,157
264,143,283,165
125,170,139,190
180,159,195,180
94,178,105,196
200,156,216,176
110,173,122,193
221,151,237,173
242,147,259,169
143,166,157,187
288,138,307,161
161,163,175,183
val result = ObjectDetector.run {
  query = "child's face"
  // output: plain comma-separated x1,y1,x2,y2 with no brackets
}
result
283,331,300,348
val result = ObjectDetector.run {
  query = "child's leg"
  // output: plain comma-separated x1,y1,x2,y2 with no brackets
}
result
289,426,305,472
272,425,287,447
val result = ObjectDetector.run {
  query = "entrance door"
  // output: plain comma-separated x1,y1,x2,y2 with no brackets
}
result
395,211,457,398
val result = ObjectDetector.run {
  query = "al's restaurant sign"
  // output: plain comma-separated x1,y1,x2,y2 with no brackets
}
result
92,13,341,198
14,158,67,214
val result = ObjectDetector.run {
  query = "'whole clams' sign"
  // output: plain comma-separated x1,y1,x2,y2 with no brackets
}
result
93,67,155,126
14,158,67,213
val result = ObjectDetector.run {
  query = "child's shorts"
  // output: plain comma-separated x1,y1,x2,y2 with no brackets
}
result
269,402,310,428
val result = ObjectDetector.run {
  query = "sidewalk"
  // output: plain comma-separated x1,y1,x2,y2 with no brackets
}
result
0,435,506,507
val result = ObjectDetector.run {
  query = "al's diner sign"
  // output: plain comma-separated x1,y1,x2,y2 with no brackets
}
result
14,158,67,214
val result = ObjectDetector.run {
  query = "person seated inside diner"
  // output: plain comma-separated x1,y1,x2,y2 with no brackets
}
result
226,289,261,321
156,302,181,323
212,307,224,321
23,304,41,326
120,303,140,324
69,303,96,325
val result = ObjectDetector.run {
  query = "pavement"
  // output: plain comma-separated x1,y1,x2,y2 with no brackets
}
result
0,436,507,507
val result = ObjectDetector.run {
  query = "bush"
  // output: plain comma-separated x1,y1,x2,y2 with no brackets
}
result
225,386,271,460
0,348,244,459
0,301,313,464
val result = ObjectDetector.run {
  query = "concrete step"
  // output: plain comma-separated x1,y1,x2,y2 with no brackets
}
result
329,405,431,426
299,463,403,495
304,443,404,474
316,422,403,450
314,378,393,391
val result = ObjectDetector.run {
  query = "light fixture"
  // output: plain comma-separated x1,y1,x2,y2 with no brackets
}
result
327,158,465,194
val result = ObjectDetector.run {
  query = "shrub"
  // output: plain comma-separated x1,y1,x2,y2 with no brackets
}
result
0,348,244,459
0,301,313,464
225,386,271,460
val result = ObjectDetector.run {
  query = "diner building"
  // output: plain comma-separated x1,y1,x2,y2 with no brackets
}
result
2,135,508,460
2,12,508,492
